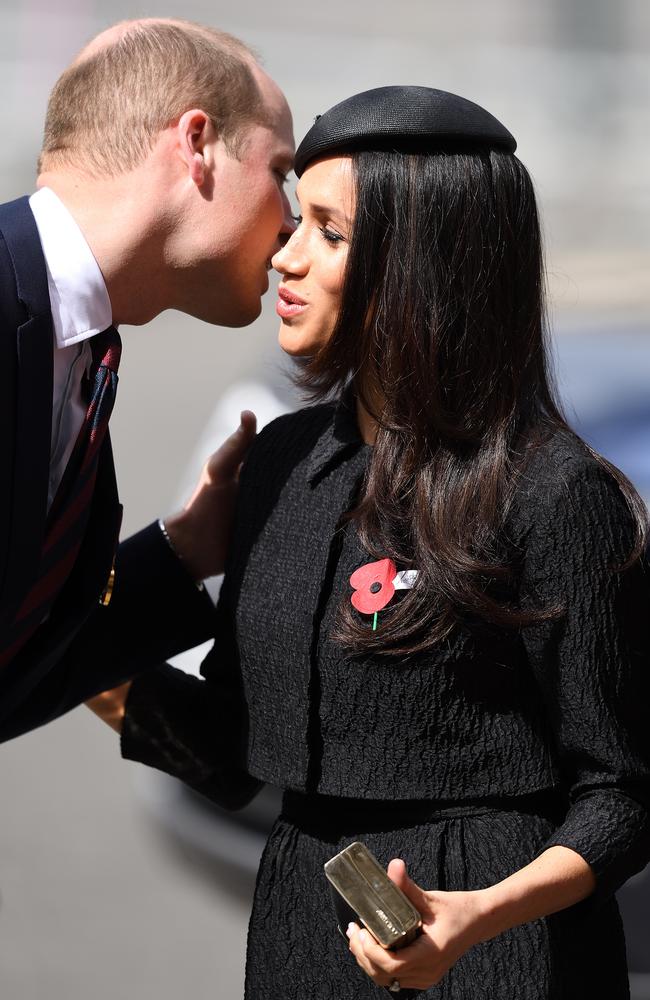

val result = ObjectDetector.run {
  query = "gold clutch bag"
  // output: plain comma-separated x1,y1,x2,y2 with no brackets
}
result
324,841,422,950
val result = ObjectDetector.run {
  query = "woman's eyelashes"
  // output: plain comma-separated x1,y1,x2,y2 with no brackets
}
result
291,215,345,246
319,227,345,245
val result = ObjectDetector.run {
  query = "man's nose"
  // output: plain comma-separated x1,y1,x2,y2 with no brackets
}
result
278,191,296,247
271,225,307,275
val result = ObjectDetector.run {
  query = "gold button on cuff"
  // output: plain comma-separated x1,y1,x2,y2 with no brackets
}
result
100,566,116,606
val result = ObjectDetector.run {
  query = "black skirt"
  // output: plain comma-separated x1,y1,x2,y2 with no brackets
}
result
244,791,629,999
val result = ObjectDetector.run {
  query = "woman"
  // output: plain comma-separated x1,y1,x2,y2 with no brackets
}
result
93,87,650,998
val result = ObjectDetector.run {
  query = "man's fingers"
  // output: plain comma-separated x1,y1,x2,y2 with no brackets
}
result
239,409,257,440
206,410,257,483
85,681,132,733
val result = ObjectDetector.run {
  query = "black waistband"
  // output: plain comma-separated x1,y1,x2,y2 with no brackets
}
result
281,788,564,835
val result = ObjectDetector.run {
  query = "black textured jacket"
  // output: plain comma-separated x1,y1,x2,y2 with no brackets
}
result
122,397,650,901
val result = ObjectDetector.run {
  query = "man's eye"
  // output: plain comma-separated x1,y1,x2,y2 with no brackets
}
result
292,214,303,225
275,170,289,185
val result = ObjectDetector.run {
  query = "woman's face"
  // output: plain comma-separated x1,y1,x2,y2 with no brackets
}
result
272,156,354,357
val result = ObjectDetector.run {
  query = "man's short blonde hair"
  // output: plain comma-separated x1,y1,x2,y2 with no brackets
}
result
39,20,270,176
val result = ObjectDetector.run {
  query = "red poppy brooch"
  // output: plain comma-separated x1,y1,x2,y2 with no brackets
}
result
349,559,418,631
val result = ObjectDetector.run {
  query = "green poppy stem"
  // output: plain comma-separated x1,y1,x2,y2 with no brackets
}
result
372,612,378,631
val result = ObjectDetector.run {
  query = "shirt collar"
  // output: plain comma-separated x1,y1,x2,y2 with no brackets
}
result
306,384,369,483
29,186,113,349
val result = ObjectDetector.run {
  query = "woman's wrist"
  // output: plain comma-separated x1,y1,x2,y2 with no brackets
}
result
469,846,597,944
456,887,508,947
472,882,525,943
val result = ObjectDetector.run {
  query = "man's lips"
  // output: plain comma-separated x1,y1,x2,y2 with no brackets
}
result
276,285,308,319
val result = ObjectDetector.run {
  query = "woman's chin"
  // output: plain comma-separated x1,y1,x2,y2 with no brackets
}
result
278,325,319,358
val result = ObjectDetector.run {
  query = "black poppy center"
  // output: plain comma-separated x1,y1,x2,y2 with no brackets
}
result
370,582,382,594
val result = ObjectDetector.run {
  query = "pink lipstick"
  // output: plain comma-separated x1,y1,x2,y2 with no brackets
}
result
277,285,307,319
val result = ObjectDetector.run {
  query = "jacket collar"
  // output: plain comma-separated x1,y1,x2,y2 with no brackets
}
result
0,196,52,319
306,384,369,484
0,197,53,625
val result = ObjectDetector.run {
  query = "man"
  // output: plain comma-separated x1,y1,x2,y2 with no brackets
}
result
0,18,295,741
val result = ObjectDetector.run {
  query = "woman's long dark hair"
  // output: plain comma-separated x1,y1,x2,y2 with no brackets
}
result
297,147,647,655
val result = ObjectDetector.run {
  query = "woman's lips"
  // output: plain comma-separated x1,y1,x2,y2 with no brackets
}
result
276,285,308,319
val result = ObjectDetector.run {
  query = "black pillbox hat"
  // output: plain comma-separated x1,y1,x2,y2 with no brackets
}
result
294,86,516,177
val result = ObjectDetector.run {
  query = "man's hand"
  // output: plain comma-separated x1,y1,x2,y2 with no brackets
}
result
85,681,132,734
163,411,257,581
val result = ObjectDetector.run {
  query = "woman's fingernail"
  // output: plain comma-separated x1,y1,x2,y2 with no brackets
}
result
346,923,355,938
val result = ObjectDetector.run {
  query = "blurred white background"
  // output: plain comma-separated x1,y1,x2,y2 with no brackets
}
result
0,1,648,997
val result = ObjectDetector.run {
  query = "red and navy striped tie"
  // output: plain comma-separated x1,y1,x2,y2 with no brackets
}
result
0,326,122,668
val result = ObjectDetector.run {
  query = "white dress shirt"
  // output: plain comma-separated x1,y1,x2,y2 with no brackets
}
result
28,187,113,511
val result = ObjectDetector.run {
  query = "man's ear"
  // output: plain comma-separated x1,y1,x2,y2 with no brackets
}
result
176,109,215,187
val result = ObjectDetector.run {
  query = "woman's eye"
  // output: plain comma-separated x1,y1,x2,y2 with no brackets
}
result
292,214,303,226
319,227,344,245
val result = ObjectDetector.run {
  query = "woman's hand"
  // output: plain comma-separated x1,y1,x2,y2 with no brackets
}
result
346,859,491,991
346,846,596,991
85,681,132,733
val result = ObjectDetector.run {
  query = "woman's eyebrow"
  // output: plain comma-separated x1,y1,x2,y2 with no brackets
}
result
300,199,351,227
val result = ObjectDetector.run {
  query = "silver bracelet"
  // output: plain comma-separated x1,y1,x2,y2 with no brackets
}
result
158,517,182,559
157,518,204,591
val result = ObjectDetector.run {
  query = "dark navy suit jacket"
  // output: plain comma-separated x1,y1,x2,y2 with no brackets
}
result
0,196,214,742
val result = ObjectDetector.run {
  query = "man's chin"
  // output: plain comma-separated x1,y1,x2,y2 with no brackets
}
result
185,271,268,327
220,271,269,326
215,312,260,329
197,296,263,328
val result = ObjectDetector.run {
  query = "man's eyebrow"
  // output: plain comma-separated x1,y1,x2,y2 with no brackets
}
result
276,154,294,174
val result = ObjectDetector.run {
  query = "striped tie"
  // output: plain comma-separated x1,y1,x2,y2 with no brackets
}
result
0,326,122,668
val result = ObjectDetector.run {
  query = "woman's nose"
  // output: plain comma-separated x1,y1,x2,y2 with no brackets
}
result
272,230,308,276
